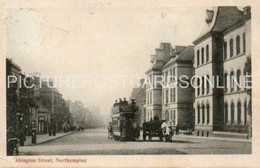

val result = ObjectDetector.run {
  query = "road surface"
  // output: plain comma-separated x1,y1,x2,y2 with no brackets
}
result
20,128,251,155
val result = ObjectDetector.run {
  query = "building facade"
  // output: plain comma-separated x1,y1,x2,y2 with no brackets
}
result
193,6,251,137
145,43,195,129
162,46,195,129
145,43,174,121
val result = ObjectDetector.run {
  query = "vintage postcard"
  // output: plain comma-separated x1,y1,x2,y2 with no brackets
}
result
0,0,259,167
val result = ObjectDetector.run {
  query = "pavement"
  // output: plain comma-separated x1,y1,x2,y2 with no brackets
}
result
19,128,251,155
24,131,75,146
174,134,251,143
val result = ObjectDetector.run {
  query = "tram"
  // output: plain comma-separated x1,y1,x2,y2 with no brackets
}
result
111,103,139,141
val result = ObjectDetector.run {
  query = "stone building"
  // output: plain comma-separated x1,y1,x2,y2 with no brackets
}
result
193,6,251,137
145,43,195,129
161,46,195,129
145,43,174,121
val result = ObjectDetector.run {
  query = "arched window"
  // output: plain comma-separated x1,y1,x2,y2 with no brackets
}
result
224,42,227,60
197,104,200,124
202,76,205,95
230,39,234,57
237,70,241,91
244,101,247,125
197,50,200,66
201,48,204,64
243,32,246,53
206,75,210,94
244,68,247,90
224,73,228,93
236,35,240,55
207,103,210,124
230,71,235,92
231,102,235,124
206,45,209,62
197,78,200,96
225,103,228,124
202,103,205,124
237,101,241,125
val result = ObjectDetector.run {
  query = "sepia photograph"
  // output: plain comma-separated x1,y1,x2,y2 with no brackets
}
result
2,0,258,167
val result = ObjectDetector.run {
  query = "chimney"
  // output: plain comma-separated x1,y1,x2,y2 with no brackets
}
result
151,55,155,63
205,9,214,24
243,6,251,19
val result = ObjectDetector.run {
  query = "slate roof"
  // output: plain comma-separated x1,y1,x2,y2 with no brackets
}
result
193,7,244,44
163,46,194,68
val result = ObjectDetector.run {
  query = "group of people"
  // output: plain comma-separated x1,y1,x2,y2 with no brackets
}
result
113,98,136,106
161,119,180,137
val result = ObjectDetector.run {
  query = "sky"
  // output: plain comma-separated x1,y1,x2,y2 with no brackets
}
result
6,7,209,115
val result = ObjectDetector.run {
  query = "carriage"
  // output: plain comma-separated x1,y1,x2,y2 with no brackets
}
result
142,117,175,142
111,103,139,141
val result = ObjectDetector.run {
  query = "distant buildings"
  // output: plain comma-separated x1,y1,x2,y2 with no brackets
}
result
129,79,146,127
6,59,71,136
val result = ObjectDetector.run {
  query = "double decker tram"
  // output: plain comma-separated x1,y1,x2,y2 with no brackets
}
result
111,103,139,141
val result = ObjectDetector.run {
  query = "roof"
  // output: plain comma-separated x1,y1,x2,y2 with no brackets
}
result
193,7,244,44
175,46,187,54
163,46,194,68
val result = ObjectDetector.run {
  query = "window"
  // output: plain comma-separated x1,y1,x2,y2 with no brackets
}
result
197,78,200,96
237,101,241,125
173,110,176,120
225,103,228,124
169,69,172,82
202,77,205,95
224,73,228,93
166,90,168,104
173,88,176,102
149,92,152,105
201,48,204,64
230,39,234,57
206,45,209,62
230,71,235,92
237,70,241,91
207,103,210,124
197,104,200,124
224,42,227,60
231,102,235,124
197,50,200,66
244,101,247,125
162,91,164,104
170,88,173,102
202,104,205,124
243,32,246,53
236,35,240,55
206,75,210,94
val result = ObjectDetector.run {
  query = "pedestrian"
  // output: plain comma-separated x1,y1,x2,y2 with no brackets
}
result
113,100,118,106
123,98,128,105
107,122,113,140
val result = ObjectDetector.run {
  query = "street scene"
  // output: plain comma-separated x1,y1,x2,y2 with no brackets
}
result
6,6,252,156
20,128,251,155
